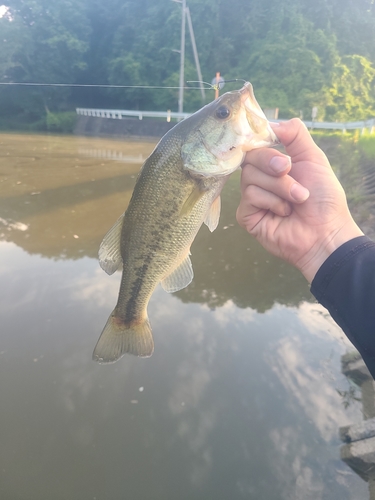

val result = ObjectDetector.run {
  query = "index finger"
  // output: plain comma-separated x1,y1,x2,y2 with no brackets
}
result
242,149,292,177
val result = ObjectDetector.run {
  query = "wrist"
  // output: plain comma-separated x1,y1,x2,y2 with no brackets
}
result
299,220,364,283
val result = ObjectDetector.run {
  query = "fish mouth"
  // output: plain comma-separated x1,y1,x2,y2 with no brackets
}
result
239,82,280,146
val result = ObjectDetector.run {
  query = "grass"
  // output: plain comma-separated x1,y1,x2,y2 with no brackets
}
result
0,111,77,134
357,134,375,160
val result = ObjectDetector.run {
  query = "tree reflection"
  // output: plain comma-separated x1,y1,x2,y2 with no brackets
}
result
174,176,313,312
1,132,373,314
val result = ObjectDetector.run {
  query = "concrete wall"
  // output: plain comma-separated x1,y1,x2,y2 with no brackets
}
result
74,115,177,140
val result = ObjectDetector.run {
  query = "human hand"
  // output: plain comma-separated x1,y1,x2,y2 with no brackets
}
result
236,118,363,282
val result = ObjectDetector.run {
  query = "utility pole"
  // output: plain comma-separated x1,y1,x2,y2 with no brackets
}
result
185,7,205,102
178,0,186,114
172,0,205,113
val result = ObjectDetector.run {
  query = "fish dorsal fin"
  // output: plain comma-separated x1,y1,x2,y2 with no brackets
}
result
204,195,221,232
180,184,205,218
161,254,194,293
99,214,124,275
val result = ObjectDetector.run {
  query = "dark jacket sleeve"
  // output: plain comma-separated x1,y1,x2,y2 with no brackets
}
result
310,236,375,379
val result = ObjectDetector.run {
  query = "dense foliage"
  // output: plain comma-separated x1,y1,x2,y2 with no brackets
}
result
0,0,375,128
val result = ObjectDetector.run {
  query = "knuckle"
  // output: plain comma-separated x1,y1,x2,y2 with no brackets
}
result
244,184,259,198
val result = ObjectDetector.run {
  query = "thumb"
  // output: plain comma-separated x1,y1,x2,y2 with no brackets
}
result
272,119,328,164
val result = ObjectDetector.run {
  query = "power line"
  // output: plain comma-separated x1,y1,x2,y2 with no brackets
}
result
0,82,209,90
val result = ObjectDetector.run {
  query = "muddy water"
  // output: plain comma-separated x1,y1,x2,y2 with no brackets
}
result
0,133,368,499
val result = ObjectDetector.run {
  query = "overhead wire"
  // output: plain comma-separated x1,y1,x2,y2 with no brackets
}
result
0,82,213,90
0,80,245,90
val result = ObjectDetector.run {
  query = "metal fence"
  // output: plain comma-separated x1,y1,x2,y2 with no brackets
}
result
76,108,375,133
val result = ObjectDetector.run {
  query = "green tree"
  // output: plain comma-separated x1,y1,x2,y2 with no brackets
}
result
0,0,91,123
1,0,375,128
325,55,375,121
236,12,337,119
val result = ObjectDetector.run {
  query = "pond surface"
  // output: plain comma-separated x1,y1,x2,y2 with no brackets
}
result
0,132,369,499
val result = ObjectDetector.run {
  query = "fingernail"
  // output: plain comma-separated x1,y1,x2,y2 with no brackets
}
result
269,155,291,174
291,183,310,202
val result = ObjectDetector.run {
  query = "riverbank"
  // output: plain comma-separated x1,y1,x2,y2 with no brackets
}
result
312,132,375,240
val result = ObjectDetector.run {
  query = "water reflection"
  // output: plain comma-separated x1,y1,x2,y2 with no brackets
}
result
0,133,310,312
78,147,147,163
175,181,311,311
0,240,365,499
0,133,154,260
0,132,370,499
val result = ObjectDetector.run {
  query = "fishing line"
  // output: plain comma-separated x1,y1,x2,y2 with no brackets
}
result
187,78,246,90
223,79,247,85
187,80,219,89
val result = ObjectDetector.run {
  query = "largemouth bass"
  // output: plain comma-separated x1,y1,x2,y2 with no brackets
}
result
93,82,278,363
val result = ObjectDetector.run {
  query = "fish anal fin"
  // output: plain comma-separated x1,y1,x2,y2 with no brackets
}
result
99,214,124,275
180,184,205,218
204,195,221,232
93,311,154,363
161,254,194,293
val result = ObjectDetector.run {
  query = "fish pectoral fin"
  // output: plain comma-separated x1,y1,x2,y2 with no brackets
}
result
99,213,124,275
161,254,194,293
180,184,206,218
204,195,221,232
93,311,154,363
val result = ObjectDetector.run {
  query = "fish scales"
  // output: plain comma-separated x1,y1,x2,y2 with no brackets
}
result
93,82,279,363
117,134,224,324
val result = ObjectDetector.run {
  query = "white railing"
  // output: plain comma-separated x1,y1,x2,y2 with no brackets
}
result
76,107,191,121
297,119,375,133
76,108,375,133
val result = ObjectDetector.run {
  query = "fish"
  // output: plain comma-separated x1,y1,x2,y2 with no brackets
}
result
93,82,278,363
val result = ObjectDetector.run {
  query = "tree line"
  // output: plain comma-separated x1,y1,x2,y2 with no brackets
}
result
0,0,375,130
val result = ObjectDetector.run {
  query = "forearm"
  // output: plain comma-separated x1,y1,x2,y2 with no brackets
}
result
310,236,375,379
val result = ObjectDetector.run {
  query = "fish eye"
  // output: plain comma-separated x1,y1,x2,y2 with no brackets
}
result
215,105,231,120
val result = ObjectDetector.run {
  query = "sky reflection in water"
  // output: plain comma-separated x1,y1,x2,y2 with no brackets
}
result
0,133,368,500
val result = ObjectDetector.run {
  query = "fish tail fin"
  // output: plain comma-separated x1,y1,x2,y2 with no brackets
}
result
92,312,154,363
